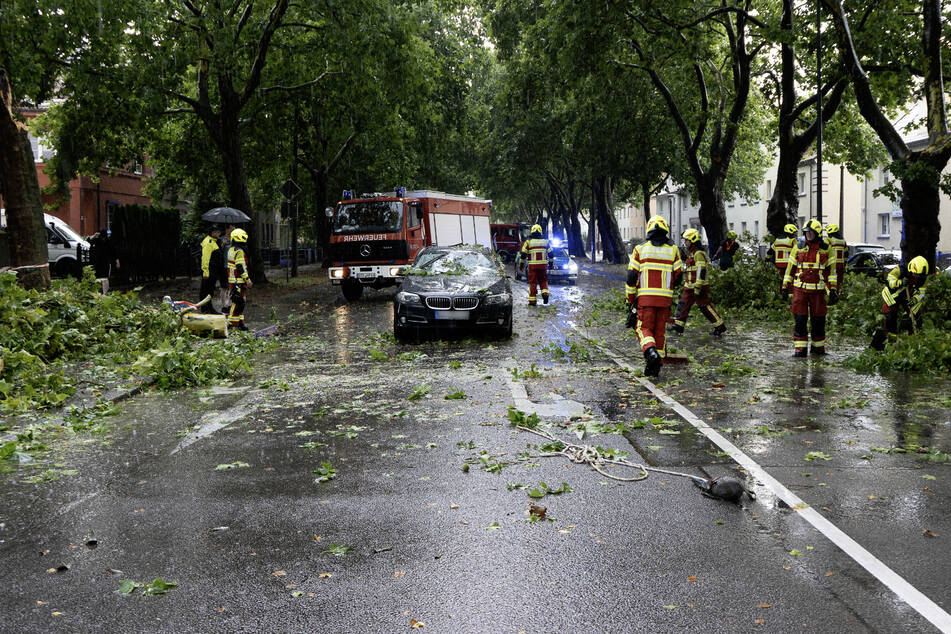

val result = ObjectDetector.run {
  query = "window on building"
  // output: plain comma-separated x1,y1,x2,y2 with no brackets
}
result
879,213,890,237
798,172,806,195
729,222,734,231
754,220,759,238
105,201,120,232
741,221,747,234
766,180,773,199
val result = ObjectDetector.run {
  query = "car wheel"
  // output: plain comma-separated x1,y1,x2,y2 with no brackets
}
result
495,312,513,339
342,279,363,301
394,319,414,343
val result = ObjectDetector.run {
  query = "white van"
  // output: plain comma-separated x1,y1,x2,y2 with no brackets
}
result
0,209,90,276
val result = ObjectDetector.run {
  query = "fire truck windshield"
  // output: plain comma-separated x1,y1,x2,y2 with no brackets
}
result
333,201,402,234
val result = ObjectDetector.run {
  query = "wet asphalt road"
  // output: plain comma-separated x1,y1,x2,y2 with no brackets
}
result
1,264,950,633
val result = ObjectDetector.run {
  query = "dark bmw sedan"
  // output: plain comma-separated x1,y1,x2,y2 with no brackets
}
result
393,245,513,341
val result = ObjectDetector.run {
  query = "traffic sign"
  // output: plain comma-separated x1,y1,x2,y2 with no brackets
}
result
280,179,302,200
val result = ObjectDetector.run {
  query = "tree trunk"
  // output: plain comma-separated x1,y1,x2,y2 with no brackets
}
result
697,179,727,248
594,176,627,264
765,163,801,237
313,168,330,265
568,210,586,258
899,155,942,266
0,70,50,289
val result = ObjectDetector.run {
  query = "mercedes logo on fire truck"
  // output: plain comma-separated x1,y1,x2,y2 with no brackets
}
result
359,244,372,257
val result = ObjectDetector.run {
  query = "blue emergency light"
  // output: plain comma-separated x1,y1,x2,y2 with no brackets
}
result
395,187,406,197
342,190,353,200
550,238,563,248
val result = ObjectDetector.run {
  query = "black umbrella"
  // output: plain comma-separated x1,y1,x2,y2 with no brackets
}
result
201,207,251,223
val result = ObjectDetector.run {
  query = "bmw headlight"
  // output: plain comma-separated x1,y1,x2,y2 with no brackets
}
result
396,291,421,304
485,292,512,305
568,262,578,273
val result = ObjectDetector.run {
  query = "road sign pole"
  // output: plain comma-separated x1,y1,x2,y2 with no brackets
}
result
291,201,299,278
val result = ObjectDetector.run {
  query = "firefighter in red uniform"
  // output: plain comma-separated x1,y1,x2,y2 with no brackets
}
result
769,223,799,292
626,216,683,377
824,223,847,292
227,228,252,331
519,224,552,306
782,219,838,356
670,228,726,336
870,256,929,350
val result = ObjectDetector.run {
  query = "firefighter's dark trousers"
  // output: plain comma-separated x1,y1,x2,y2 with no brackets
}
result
791,289,827,352
228,283,247,326
199,277,218,314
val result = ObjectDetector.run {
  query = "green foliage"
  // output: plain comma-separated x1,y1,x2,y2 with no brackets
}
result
708,255,786,316
117,577,178,596
0,270,263,411
313,461,337,483
526,481,572,499
507,407,541,429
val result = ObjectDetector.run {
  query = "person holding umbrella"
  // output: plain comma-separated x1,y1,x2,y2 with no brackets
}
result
199,224,223,313
227,228,252,331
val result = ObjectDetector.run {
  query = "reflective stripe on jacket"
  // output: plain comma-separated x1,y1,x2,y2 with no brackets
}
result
626,241,683,306
228,246,250,284
684,248,710,290
882,267,926,312
772,237,796,269
826,236,847,269
520,238,551,265
783,242,831,292
201,235,219,278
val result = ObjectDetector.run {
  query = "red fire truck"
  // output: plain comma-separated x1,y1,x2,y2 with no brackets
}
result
328,189,492,300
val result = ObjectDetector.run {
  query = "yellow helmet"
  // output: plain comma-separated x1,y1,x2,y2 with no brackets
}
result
231,228,248,243
682,228,701,244
907,255,928,275
784,223,798,236
646,215,669,234
530,224,542,234
824,223,839,235
804,219,823,235
727,230,737,240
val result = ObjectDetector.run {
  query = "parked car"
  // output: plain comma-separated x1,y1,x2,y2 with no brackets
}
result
0,209,89,277
845,250,901,279
393,244,513,341
514,245,579,285
847,243,886,258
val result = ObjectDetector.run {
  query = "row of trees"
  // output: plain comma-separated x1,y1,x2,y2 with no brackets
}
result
1,0,948,285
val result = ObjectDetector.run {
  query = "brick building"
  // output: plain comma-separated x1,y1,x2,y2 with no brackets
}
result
21,108,153,238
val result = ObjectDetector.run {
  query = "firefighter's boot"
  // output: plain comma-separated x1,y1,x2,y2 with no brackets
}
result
712,324,726,336
643,346,662,377
792,348,807,358
668,323,684,334
870,329,888,351
542,291,549,305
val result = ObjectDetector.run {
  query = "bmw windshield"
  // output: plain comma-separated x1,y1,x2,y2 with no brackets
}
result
410,250,499,277
333,201,402,234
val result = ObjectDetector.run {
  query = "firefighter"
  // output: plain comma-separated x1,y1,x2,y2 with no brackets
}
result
870,256,929,350
782,219,837,356
770,224,799,292
824,223,848,292
519,224,552,306
626,216,683,377
670,228,725,336
713,230,740,270
227,228,252,331
199,224,223,314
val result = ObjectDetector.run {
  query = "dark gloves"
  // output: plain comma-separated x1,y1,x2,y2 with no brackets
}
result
781,288,789,301
625,305,638,329
828,289,839,306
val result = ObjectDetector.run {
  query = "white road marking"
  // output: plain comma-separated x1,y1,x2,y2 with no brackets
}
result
171,391,259,454
567,320,951,633
505,375,586,418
